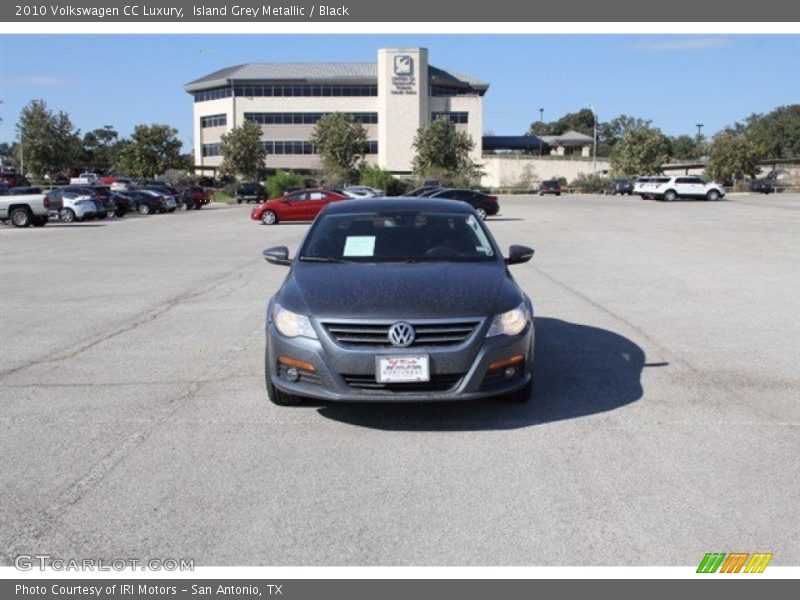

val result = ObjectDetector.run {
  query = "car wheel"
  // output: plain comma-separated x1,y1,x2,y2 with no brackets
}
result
261,210,278,225
237,198,243,204
706,190,720,202
475,207,487,220
555,192,561,197
60,208,76,223
106,210,115,218
664,190,678,202
95,211,107,220
138,204,150,215
9,208,33,227
179,202,189,211
194,204,203,210
32,216,49,227
115,208,126,217
265,363,303,406
168,208,176,213
504,379,533,403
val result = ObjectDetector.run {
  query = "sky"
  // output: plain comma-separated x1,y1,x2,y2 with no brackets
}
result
1,34,798,149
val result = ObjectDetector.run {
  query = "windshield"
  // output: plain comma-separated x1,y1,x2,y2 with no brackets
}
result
300,211,498,263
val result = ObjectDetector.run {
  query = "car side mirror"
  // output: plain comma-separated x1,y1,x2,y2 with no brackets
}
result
263,246,291,266
506,245,535,265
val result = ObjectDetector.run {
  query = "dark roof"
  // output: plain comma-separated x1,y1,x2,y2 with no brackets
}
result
185,62,488,92
324,198,473,214
482,136,548,151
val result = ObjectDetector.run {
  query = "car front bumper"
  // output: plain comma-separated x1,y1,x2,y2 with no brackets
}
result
265,319,534,402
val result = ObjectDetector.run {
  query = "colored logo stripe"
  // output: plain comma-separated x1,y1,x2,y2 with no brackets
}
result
697,553,726,573
744,553,773,573
697,552,773,573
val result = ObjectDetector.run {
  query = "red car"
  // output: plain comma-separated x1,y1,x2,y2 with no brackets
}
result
251,189,348,225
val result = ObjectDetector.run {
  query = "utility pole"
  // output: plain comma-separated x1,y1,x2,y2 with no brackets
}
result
590,105,598,174
695,123,704,138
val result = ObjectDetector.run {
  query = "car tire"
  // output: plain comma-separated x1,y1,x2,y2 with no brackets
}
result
9,207,33,227
237,198,243,204
32,216,49,227
475,207,487,220
95,211,107,220
555,192,561,197
115,208,126,218
664,190,678,202
265,364,303,406
60,208,76,223
706,190,721,202
261,210,278,225
106,210,115,219
138,204,150,216
194,203,203,210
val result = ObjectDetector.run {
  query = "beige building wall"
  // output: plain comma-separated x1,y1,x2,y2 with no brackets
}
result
481,156,611,188
377,48,429,173
192,47,485,175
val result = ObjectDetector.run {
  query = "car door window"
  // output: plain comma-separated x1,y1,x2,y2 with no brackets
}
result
308,192,325,201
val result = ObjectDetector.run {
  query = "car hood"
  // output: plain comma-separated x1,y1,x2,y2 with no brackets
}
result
278,261,522,320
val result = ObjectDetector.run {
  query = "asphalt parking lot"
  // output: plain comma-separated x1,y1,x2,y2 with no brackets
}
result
1,193,798,566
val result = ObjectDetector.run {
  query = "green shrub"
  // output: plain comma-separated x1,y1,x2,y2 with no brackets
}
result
267,171,306,198
360,165,408,196
570,173,610,194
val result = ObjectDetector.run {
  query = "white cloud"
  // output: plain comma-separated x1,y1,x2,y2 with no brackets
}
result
633,37,732,52
4,76,73,86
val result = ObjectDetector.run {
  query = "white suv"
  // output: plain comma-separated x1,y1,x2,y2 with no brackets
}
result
647,176,725,202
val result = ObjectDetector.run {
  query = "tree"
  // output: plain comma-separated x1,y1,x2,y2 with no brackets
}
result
412,116,481,184
598,115,652,157
117,124,184,178
360,164,407,196
742,105,800,159
15,100,81,179
611,125,671,176
528,108,596,138
267,170,307,198
310,113,368,184
82,125,119,173
706,130,761,184
670,135,702,160
218,120,266,180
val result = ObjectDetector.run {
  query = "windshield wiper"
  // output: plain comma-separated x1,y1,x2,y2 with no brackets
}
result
299,256,352,263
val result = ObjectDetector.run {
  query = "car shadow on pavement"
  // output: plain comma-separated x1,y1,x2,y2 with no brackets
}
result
315,317,647,431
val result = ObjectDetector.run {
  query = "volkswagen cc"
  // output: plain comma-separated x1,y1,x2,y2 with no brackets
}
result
262,198,535,405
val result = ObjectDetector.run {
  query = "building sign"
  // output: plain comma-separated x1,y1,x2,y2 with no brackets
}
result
391,55,416,95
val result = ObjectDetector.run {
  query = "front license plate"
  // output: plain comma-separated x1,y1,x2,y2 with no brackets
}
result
376,355,430,383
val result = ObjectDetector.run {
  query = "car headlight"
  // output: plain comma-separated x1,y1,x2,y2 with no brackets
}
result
273,303,317,339
487,302,530,337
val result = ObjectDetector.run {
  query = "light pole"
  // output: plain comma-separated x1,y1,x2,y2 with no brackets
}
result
538,108,544,158
695,123,704,139
589,104,598,174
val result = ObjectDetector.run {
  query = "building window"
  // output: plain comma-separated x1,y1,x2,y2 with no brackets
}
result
193,88,233,102
200,114,227,128
430,86,478,97
202,143,221,157
244,112,378,125
259,140,378,155
431,111,469,124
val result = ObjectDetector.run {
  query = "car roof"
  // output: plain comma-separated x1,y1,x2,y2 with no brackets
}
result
323,197,473,214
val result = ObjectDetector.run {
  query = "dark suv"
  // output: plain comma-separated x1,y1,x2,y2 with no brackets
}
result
236,182,265,204
539,180,562,196
605,179,634,195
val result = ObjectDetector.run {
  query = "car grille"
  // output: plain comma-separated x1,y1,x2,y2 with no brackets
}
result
341,373,463,393
323,320,481,348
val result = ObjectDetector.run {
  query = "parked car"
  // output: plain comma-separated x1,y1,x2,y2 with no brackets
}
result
139,189,177,213
748,171,790,194
139,185,179,211
633,176,656,197
605,179,634,195
178,185,210,209
58,185,117,218
646,176,725,202
251,189,348,225
343,186,385,198
69,172,99,186
260,198,535,405
59,194,98,223
406,186,442,197
116,190,166,215
235,182,265,204
539,180,562,196
0,189,62,227
428,188,499,220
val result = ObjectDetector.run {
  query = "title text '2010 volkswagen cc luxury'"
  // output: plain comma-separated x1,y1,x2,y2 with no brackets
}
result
262,198,535,405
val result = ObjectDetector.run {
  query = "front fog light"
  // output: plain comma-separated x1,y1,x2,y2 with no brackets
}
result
487,303,530,337
273,303,318,339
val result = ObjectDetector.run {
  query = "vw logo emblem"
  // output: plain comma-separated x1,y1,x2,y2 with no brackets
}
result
388,322,415,347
